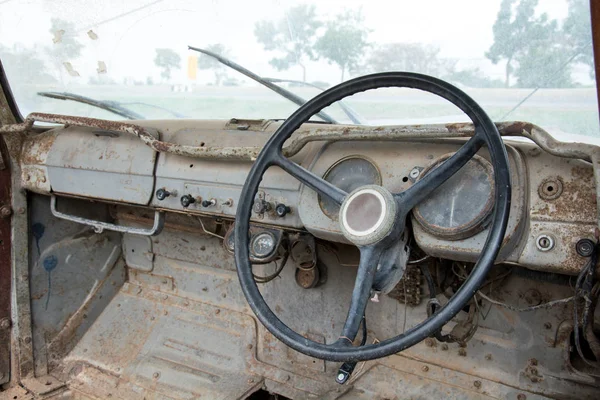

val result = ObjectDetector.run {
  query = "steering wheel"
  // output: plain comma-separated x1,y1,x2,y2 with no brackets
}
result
234,72,511,362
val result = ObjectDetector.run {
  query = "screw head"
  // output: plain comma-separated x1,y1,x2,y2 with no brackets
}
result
421,366,429,372
517,394,527,400
485,353,492,361
458,348,467,357
543,322,552,330
474,380,482,389
0,318,10,329
152,372,159,379
0,206,11,217
425,338,435,347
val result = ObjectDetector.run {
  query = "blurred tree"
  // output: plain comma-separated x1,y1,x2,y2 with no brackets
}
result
444,66,504,88
315,9,369,82
154,48,181,81
197,44,229,85
563,0,594,79
486,0,573,88
254,4,321,82
365,43,442,76
0,45,56,85
48,18,83,60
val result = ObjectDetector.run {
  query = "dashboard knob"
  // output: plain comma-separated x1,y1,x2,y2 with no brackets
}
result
253,199,272,214
275,203,291,217
180,194,196,208
202,198,216,207
155,188,171,201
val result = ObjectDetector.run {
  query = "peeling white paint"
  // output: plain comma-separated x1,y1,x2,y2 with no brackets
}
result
87,30,98,40
52,29,65,44
96,61,107,74
62,62,80,77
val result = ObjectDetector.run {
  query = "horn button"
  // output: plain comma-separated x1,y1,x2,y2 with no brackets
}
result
340,185,397,246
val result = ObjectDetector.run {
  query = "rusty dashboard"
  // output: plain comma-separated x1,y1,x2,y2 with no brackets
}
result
13,113,599,276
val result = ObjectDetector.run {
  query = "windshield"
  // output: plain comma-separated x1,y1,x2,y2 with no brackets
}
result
0,0,598,138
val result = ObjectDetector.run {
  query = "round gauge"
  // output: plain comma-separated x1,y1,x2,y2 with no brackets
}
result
413,154,495,240
251,232,277,259
319,156,381,220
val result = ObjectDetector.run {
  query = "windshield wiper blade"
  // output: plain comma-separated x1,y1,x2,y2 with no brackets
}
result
188,46,338,124
264,77,364,124
38,91,146,120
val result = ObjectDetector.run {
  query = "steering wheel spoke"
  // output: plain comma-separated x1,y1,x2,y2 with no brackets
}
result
273,153,347,205
336,245,383,346
394,133,485,210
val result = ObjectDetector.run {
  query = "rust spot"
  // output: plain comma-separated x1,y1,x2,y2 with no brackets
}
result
445,122,471,132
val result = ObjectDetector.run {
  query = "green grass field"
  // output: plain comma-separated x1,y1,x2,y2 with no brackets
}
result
10,84,600,138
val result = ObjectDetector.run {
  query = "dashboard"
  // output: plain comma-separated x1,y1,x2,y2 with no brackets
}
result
20,118,598,275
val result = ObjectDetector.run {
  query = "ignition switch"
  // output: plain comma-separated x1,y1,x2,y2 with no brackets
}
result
253,199,272,214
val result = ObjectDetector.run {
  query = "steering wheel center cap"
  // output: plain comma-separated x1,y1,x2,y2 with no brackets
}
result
340,185,397,246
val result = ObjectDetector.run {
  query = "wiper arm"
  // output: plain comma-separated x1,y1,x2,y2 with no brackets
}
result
264,77,364,124
38,91,146,120
188,46,338,124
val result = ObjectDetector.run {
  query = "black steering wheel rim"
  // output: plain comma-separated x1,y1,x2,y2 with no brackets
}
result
234,72,511,362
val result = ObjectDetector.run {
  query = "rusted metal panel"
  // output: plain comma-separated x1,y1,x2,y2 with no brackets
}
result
0,61,14,386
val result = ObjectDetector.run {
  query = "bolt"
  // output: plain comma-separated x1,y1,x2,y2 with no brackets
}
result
0,206,11,218
421,366,429,372
24,336,31,344
152,372,160,379
474,380,481,389
441,344,449,351
425,338,435,347
485,354,492,361
247,344,253,350
517,394,527,400
543,322,552,330
458,348,467,357
0,318,11,329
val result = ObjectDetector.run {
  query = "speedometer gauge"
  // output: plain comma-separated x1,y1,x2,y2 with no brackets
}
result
319,156,381,220
413,154,495,240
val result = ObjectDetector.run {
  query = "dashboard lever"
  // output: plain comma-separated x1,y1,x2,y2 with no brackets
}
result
202,198,216,207
275,203,291,217
180,194,196,208
155,188,173,201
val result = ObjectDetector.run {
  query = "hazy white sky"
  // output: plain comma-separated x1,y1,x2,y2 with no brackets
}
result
0,0,579,85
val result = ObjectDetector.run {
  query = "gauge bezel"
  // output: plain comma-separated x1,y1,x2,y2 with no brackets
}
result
318,155,382,220
413,153,495,240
